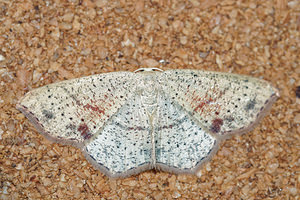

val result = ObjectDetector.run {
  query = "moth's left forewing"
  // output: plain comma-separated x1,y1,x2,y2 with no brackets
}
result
160,69,279,138
17,72,139,147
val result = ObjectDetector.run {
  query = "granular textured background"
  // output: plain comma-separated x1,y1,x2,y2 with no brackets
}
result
0,0,299,199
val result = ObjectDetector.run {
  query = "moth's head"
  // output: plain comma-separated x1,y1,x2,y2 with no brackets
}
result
134,68,163,74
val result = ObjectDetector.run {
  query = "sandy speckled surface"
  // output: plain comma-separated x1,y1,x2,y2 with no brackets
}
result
0,0,299,199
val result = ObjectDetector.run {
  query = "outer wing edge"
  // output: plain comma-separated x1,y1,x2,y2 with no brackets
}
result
17,102,84,148
154,139,220,176
219,89,279,139
82,150,153,178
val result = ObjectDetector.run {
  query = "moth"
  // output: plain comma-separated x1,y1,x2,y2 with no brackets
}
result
17,68,279,178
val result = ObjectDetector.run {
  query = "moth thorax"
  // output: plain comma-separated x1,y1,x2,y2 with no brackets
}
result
139,77,159,111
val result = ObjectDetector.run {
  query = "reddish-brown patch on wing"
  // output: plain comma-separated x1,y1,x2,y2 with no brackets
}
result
162,124,173,129
188,87,224,116
83,104,105,115
82,95,117,118
78,123,92,140
210,118,223,133
193,97,213,112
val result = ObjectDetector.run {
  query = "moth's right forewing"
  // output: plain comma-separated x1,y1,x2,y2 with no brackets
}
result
160,69,279,137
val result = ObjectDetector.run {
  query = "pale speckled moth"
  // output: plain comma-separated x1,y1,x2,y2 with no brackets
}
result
17,68,279,178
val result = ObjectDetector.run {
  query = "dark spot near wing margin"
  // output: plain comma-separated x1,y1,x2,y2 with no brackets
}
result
42,110,54,119
210,118,223,133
